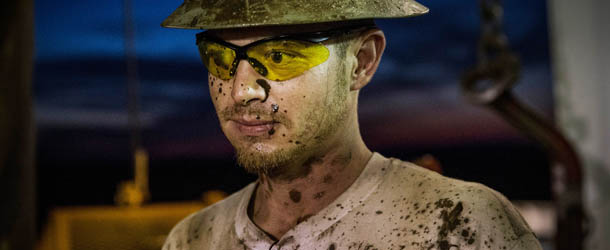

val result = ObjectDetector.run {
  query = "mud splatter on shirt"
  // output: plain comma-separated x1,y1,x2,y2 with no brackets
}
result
162,153,542,250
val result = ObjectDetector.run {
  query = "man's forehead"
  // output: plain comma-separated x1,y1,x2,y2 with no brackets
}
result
209,20,374,41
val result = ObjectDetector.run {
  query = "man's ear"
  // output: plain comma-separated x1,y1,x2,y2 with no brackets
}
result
351,29,386,91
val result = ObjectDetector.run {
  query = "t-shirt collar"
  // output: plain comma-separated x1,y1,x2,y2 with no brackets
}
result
234,152,389,249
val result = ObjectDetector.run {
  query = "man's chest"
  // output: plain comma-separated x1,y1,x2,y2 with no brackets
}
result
229,200,485,250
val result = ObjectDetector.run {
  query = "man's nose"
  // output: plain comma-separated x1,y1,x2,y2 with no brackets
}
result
231,60,269,105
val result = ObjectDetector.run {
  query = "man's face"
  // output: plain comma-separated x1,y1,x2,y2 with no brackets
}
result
205,25,353,174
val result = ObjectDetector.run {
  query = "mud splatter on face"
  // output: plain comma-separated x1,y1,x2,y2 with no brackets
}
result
289,189,301,203
225,52,351,181
313,191,325,199
271,103,279,113
323,175,333,184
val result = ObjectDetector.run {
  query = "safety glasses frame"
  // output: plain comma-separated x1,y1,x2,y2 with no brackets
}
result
195,24,377,80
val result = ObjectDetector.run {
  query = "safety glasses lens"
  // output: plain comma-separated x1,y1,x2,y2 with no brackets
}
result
198,39,330,81
198,41,236,80
247,40,330,81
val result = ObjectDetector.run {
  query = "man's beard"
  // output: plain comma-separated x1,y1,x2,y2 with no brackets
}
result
229,60,349,175
235,140,306,175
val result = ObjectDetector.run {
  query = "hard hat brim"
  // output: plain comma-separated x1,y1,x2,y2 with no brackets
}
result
161,0,429,30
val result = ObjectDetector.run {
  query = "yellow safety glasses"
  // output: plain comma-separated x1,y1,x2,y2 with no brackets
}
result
196,25,375,81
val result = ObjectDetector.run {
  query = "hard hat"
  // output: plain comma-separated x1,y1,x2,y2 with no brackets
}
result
161,0,429,30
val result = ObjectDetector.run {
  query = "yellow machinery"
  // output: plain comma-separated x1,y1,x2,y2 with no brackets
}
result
37,148,227,250
37,202,205,250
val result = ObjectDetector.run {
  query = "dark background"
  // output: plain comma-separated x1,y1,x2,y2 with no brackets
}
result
34,0,553,230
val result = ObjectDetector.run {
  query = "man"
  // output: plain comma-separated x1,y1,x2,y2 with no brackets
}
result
161,0,542,249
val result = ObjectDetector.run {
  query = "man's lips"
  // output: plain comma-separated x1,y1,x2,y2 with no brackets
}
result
231,118,276,136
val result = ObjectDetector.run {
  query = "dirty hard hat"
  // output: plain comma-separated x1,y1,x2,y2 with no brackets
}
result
161,0,429,30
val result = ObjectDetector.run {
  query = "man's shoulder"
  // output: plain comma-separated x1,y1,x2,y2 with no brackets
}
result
384,156,532,229
380,155,477,194
374,155,541,249
162,183,255,250
381,156,510,201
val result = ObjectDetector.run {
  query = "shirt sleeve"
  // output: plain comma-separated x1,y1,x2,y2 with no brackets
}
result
161,211,196,250
464,182,543,250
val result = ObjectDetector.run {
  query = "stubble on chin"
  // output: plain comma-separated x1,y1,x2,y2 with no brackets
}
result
235,142,305,175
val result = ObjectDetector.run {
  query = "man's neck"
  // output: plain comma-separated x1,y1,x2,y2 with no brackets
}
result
248,138,372,240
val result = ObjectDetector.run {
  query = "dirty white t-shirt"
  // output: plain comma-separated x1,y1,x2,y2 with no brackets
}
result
163,153,542,250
